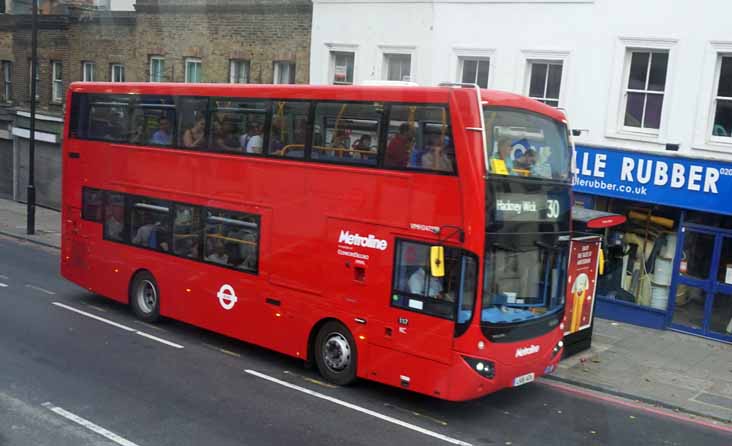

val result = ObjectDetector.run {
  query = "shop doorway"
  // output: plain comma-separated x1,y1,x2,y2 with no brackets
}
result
669,223,732,342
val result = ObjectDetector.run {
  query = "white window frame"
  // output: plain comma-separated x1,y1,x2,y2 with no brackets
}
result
515,50,570,109
605,37,677,144
709,55,732,144
51,61,63,103
329,51,355,85
690,42,732,153
273,61,296,84
525,60,563,107
323,43,357,86
82,61,95,82
459,57,491,89
110,63,125,82
184,58,202,83
149,56,165,83
450,47,495,89
229,59,249,83
377,45,417,83
619,50,669,134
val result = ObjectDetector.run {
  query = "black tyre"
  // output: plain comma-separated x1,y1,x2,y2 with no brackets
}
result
129,271,160,323
314,321,357,386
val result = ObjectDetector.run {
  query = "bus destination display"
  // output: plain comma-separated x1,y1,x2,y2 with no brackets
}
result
495,192,562,222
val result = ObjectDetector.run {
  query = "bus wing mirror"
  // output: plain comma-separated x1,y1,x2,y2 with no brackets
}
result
430,246,445,278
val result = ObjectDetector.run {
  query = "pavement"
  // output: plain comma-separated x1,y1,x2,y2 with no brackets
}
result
1,196,731,428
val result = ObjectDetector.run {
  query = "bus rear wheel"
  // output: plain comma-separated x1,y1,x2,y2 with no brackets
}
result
130,271,160,323
314,321,357,386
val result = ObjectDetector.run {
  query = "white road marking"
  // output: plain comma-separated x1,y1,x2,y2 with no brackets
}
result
52,302,184,349
244,369,472,446
53,302,135,332
0,274,8,280
25,284,57,295
42,402,140,446
0,282,8,287
135,331,184,349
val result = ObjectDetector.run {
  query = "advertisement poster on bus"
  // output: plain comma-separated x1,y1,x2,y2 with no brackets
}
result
564,236,601,336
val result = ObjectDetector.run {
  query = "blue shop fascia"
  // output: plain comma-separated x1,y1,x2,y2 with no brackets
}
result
572,144,732,343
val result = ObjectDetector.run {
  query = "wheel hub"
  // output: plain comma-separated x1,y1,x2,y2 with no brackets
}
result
323,333,351,372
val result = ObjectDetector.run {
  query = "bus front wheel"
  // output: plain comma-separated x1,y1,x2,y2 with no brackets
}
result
314,321,357,386
130,271,160,323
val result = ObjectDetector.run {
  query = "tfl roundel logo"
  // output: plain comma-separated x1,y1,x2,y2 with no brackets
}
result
217,284,238,310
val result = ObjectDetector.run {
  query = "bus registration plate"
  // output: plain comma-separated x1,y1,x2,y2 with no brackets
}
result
512,372,535,387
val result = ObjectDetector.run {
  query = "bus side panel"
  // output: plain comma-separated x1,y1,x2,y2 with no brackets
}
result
367,344,451,398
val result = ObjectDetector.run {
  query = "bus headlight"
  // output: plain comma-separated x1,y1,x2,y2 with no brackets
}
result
552,340,564,358
462,356,495,379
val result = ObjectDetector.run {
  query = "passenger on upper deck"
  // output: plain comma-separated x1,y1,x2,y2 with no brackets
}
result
182,115,206,149
150,117,172,145
384,123,415,168
241,122,264,154
213,119,240,152
421,134,453,172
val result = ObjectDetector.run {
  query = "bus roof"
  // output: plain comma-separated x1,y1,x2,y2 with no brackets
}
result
68,82,567,122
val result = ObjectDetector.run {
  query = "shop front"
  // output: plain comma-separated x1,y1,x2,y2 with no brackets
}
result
573,145,732,343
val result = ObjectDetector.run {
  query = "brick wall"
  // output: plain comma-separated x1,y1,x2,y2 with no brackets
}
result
1,0,313,112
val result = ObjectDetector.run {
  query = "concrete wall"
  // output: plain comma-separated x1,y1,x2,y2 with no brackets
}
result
310,0,732,162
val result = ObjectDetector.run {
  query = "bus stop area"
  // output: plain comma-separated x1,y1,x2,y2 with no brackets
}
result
0,196,730,424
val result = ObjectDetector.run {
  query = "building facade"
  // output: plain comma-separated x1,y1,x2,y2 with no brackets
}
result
0,0,312,208
311,0,732,342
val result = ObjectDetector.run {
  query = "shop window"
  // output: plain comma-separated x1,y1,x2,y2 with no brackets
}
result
710,293,732,336
2,61,11,102
680,231,714,280
592,200,680,310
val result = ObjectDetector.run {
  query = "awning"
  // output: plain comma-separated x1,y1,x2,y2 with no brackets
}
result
572,206,627,229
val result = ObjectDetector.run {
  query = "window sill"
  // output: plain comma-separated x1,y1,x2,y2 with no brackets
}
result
691,141,732,155
604,129,664,145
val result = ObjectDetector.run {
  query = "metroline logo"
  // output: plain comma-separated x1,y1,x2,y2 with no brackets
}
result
515,345,540,358
338,230,388,251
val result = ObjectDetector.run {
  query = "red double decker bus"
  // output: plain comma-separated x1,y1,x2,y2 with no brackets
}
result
61,82,572,401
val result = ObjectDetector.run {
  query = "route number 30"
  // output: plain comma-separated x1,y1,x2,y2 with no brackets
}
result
546,199,560,219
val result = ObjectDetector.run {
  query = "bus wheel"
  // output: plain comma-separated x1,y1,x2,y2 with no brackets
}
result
130,271,160,323
315,321,357,386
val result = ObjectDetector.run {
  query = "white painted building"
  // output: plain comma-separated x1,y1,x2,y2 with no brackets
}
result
310,0,732,160
311,1,732,340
